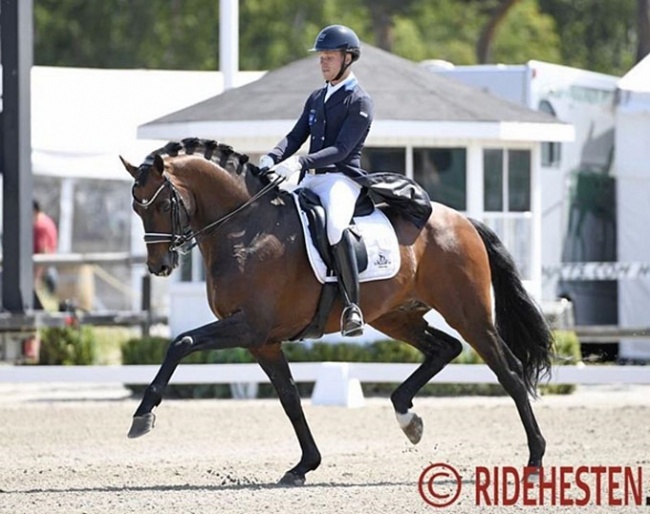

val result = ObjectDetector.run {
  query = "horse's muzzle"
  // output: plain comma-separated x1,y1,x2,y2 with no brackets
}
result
147,252,178,276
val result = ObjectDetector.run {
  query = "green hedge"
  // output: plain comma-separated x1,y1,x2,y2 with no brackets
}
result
39,326,97,365
121,332,580,399
541,330,582,395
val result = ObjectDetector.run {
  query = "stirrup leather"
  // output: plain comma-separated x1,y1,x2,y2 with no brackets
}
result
341,304,364,337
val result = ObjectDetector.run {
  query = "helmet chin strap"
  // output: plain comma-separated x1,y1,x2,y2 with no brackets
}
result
331,52,352,83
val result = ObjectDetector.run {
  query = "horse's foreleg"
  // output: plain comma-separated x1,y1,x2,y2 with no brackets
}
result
128,311,256,438
249,344,321,486
371,311,462,445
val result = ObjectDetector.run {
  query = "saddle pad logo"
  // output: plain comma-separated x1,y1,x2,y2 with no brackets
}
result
375,252,390,268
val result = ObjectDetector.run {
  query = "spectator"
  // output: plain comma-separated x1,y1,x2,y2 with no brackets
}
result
33,199,58,308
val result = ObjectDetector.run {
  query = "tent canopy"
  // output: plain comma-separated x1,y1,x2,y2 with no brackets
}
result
2,66,263,180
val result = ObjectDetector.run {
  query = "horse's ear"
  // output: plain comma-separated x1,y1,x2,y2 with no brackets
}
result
119,156,139,179
152,154,165,175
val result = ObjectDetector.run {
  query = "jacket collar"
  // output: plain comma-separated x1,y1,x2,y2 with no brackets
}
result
323,73,357,107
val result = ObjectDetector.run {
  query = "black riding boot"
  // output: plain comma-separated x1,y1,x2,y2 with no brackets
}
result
331,229,364,337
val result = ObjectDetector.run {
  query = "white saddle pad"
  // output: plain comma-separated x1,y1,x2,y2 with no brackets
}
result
291,192,400,284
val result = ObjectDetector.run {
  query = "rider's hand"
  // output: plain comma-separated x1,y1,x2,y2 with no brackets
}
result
272,156,303,179
259,155,274,171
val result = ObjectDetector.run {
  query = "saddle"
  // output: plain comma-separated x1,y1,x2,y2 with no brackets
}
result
287,172,429,341
296,187,371,273
291,188,401,341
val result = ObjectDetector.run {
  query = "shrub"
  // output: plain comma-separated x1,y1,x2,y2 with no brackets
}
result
120,331,580,398
38,325,97,365
121,337,254,398
540,330,581,395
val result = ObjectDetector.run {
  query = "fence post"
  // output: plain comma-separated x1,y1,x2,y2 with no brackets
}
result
311,362,365,407
141,274,151,338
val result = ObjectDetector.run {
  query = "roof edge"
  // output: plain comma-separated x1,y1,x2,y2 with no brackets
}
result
139,119,574,143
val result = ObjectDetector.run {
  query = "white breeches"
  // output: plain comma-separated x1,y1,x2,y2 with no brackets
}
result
301,172,362,245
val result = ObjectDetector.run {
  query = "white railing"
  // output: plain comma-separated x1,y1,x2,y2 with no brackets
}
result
1,362,648,407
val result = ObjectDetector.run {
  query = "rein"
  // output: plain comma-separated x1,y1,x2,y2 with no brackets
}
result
133,169,284,255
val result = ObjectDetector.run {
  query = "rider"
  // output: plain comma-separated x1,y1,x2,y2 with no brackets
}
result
260,24,373,337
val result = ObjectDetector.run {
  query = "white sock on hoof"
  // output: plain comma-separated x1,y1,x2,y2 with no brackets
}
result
395,410,415,429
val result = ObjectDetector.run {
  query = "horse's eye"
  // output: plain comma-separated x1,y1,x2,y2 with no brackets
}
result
160,199,172,212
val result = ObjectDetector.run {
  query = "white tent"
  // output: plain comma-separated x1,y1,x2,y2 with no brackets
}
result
615,53,650,359
29,66,264,180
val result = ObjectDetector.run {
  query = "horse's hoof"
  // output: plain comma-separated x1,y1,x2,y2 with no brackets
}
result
128,413,156,439
521,468,541,485
401,413,423,445
278,471,305,486
523,467,541,484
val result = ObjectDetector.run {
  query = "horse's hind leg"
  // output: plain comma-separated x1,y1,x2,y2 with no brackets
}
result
469,327,546,467
249,343,321,486
371,308,463,445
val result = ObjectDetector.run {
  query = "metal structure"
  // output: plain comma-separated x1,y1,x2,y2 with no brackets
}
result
1,0,34,312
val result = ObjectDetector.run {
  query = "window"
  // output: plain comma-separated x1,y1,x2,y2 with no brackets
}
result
483,149,531,213
413,148,466,211
508,150,531,212
361,147,405,174
482,148,532,278
483,149,503,211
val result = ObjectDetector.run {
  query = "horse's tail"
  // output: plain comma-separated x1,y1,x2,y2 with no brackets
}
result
469,218,553,395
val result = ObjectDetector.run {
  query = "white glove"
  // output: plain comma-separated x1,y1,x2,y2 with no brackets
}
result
259,155,274,170
271,155,303,179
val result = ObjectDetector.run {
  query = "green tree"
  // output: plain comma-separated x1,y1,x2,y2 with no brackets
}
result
388,0,560,66
239,0,324,70
34,0,219,69
476,0,521,63
491,0,561,64
32,0,642,74
538,0,637,75
355,0,418,51
638,0,650,62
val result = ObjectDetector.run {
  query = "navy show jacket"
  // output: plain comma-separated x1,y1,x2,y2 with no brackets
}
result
269,77,374,182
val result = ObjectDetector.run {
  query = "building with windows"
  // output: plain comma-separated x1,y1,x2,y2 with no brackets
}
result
137,45,573,337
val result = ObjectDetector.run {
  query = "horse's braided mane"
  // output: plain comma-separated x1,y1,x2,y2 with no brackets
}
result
144,138,255,175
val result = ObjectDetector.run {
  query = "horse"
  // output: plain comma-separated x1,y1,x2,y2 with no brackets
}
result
120,138,553,486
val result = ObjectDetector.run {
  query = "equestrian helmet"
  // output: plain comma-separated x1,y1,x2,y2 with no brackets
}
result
310,25,361,62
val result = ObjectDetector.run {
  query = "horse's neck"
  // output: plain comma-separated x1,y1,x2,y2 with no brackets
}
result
174,159,251,225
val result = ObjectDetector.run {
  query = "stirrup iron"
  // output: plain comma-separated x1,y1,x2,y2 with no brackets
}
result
341,304,364,337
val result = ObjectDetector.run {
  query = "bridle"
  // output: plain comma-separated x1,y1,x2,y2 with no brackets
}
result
132,163,283,256
132,171,192,254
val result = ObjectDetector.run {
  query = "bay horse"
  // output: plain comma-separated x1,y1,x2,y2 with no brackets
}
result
120,138,553,486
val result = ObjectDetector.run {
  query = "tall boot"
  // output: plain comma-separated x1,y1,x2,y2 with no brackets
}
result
331,228,364,337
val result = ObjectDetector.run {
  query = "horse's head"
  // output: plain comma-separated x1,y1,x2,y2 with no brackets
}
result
120,153,190,277
121,138,279,276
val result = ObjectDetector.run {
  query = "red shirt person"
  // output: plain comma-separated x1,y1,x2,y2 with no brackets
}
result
33,200,58,297
33,200,58,255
